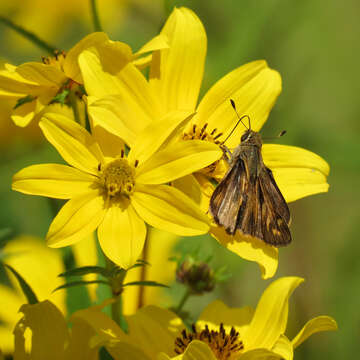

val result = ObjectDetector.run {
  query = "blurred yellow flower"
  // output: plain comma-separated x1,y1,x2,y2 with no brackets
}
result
73,277,337,360
12,299,102,360
0,236,65,354
12,112,221,268
79,7,330,280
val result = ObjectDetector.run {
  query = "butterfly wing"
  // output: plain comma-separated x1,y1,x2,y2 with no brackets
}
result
209,148,291,246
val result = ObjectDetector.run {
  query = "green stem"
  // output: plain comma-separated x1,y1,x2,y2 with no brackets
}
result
90,0,103,32
68,91,84,127
0,16,57,54
175,288,191,314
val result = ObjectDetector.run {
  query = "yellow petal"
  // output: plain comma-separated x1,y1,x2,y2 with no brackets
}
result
12,163,96,199
91,123,125,158
240,348,282,360
47,191,105,247
271,335,293,360
149,7,206,112
123,228,178,315
128,110,195,164
16,62,67,87
262,144,330,202
88,95,143,147
136,140,222,184
40,113,103,175
243,277,304,350
64,32,110,83
125,306,184,359
133,34,169,57
106,342,151,360
197,300,254,335
132,183,209,236
17,301,69,360
98,205,146,269
211,226,278,279
173,175,202,205
196,60,281,148
182,340,217,360
291,316,338,349
11,99,37,127
72,233,99,302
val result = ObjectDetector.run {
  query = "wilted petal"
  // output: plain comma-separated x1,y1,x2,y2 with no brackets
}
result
47,191,105,247
262,144,330,202
40,113,103,175
136,140,222,184
211,226,278,279
149,7,207,112
12,164,96,199
132,184,209,236
196,60,281,148
291,316,338,349
242,277,304,350
98,205,146,269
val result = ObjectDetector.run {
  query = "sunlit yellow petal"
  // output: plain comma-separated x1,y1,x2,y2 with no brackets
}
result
72,233,99,302
136,140,222,184
123,228,178,315
16,62,67,87
12,163,96,199
197,300,254,335
125,306,183,359
98,205,146,269
47,191,105,247
271,335,293,360
149,7,206,112
40,113,103,174
134,34,169,57
262,144,330,202
182,340,217,360
18,301,69,359
211,226,278,279
128,111,195,164
132,184,209,236
64,32,110,83
243,277,304,350
88,95,143,147
240,348,282,360
291,316,338,349
196,61,281,148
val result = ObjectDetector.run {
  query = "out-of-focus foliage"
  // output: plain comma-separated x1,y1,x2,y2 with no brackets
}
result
0,0,358,358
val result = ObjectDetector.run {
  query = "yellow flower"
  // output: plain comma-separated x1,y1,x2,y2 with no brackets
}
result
0,31,167,127
0,236,65,354
73,277,337,360
79,7,330,279
12,111,222,268
12,299,103,360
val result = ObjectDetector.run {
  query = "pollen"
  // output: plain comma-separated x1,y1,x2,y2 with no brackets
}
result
174,323,244,360
98,158,136,198
41,50,67,71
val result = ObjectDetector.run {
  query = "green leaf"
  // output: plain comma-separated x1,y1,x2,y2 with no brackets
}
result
0,228,14,249
13,95,35,109
126,263,147,271
123,280,168,288
53,279,110,293
4,264,38,304
50,88,70,105
58,266,110,278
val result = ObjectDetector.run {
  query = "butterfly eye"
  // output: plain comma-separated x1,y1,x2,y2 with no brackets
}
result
241,131,250,142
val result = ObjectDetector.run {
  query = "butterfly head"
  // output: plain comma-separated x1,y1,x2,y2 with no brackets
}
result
240,129,262,148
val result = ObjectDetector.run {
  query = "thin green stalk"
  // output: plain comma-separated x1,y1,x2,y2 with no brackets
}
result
0,16,57,54
174,288,191,314
90,0,103,32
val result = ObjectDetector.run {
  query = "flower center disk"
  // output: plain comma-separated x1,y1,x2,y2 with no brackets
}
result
174,323,244,360
99,158,135,198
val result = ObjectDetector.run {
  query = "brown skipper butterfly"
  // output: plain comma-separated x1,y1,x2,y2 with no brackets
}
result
209,99,291,246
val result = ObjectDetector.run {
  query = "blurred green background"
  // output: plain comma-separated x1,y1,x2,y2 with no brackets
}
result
1,0,359,358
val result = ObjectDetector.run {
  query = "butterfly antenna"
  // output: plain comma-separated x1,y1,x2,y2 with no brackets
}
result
221,99,250,145
262,130,287,141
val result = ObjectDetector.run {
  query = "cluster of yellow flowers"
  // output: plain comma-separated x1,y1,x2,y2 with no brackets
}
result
0,7,336,360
